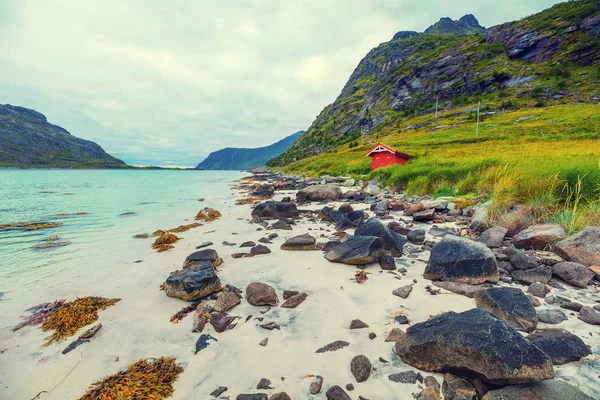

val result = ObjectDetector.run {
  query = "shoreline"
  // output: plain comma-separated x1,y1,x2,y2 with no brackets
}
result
0,171,599,399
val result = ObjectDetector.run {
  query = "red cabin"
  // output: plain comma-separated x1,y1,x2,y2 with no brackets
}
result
366,143,412,171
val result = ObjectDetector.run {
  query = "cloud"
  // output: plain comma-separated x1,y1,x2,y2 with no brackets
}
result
0,0,563,166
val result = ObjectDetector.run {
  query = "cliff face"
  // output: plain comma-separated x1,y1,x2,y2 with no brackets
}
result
0,104,126,168
196,131,304,170
268,0,600,167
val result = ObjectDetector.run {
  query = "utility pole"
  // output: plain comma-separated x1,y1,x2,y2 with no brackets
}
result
435,96,439,118
476,101,481,138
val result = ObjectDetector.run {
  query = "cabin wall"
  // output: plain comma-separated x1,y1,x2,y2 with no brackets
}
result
370,153,409,170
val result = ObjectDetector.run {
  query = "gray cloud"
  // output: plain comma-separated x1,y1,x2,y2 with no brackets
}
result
0,0,562,166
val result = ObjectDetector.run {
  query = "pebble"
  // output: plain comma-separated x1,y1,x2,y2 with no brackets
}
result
350,355,371,383
309,375,324,394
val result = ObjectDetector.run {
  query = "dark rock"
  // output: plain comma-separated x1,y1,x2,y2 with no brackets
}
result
526,329,591,365
256,378,273,390
309,375,323,395
407,229,426,245
368,332,376,340
395,308,553,384
213,291,241,312
442,373,477,400
236,394,268,400
388,370,418,384
553,226,600,267
512,266,553,285
324,236,386,265
349,319,369,329
560,300,583,312
197,241,213,249
339,203,354,214
537,309,567,325
527,282,550,298
268,393,291,400
335,218,355,231
512,224,567,250
164,262,221,301
326,385,351,400
316,340,350,353
424,376,440,390
259,338,268,346
424,236,499,284
260,322,281,330
345,383,354,391
252,201,299,219
392,285,413,299
474,287,538,332
250,244,271,256
552,262,594,288
578,306,600,325
389,222,411,235
195,334,218,354
385,328,407,342
413,209,435,221
478,226,508,248
481,380,594,400
319,206,345,224
379,255,397,270
433,281,485,298
240,241,256,247
395,315,409,324
280,234,316,251
272,219,293,230
428,227,449,238
504,246,540,270
246,282,279,306
210,386,228,397
183,249,222,268
282,290,299,300
321,240,342,252
258,237,271,244
210,312,239,333
355,218,405,257
297,185,342,201
350,355,371,383
281,292,308,308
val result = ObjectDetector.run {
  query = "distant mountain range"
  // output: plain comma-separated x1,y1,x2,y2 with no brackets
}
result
196,130,304,170
0,104,126,168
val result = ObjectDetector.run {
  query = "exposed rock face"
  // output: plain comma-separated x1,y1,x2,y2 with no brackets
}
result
481,380,595,400
252,201,299,219
474,287,538,332
163,262,222,301
0,104,126,168
324,236,386,265
424,236,499,284
442,373,477,400
478,226,508,248
512,224,567,250
355,218,405,256
297,185,342,201
552,262,594,288
246,282,279,306
280,234,316,251
526,329,591,365
395,308,554,385
553,227,600,267
425,15,485,35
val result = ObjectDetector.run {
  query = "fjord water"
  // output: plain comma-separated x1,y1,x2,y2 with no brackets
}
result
0,169,245,294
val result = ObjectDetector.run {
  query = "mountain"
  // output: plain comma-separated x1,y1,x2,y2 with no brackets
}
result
0,104,126,168
196,131,304,170
268,0,600,167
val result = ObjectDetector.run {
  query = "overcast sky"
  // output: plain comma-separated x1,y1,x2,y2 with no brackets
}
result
0,0,562,166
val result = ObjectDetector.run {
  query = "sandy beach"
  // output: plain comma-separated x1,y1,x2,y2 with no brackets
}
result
1,174,599,400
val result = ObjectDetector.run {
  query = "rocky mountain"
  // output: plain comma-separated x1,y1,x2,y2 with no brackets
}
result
268,0,600,167
196,130,304,170
0,104,126,168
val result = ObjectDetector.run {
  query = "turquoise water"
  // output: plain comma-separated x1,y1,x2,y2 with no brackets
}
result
0,169,245,293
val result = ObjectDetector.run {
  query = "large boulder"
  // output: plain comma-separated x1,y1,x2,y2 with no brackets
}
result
319,207,345,224
478,226,508,248
183,249,222,268
553,226,600,267
512,224,567,250
482,380,594,400
297,185,342,201
395,308,554,385
526,329,591,365
551,262,594,288
504,246,540,270
252,201,299,220
324,236,385,265
164,262,222,301
246,282,279,306
424,236,499,284
474,287,538,332
281,234,316,251
355,218,405,257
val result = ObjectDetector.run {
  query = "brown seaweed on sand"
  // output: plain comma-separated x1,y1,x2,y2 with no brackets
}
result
355,270,371,284
169,301,200,323
235,197,261,205
41,296,121,345
152,233,180,252
0,221,63,231
167,222,203,233
13,300,66,332
195,208,222,222
78,357,184,400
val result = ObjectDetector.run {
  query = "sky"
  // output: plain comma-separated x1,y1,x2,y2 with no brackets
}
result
0,0,563,167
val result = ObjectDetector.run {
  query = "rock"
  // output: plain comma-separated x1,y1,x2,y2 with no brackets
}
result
395,308,554,385
339,203,354,213
526,329,591,365
389,222,411,235
385,328,407,342
413,209,435,221
309,375,324,395
481,380,594,400
424,376,441,390
504,246,540,270
282,290,299,299
164,262,222,301
474,287,538,332
528,294,541,307
553,226,600,267
424,236,499,284
297,185,342,201
213,291,241,312
259,338,268,346
442,373,477,400
210,312,239,333
551,262,594,288
260,322,280,330
281,292,308,308
373,199,390,215
183,249,222,268
252,201,300,219
379,255,397,270
395,315,409,324
512,266,553,285
316,340,350,353
389,371,418,384
272,219,293,230
211,386,228,397
368,332,376,340
365,184,381,196
428,227,449,238
355,218,405,257
407,229,426,245
196,241,213,249
268,393,291,400
326,385,352,400
478,226,508,248
250,244,272,256
433,281,485,298
345,383,354,391
578,306,600,325
280,234,316,251
240,241,256,248
422,199,449,210
256,378,273,390
324,236,386,265
320,206,345,224
513,224,567,250
470,200,491,232
236,394,268,400
537,309,567,325
527,282,550,298
246,282,279,306
419,386,442,400
560,300,583,312
350,319,369,329
350,355,371,383
392,285,413,299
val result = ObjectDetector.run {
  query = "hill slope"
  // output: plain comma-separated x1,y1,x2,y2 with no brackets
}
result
268,0,600,167
0,104,126,168
196,131,304,170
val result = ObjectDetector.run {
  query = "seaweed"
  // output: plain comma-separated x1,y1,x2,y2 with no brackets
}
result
152,233,180,252
354,270,371,284
32,240,70,250
119,212,136,216
47,212,88,217
0,221,63,231
41,296,121,345
78,357,184,400
13,300,66,331
195,208,222,222
235,197,261,205
133,233,150,239
169,301,200,323
167,222,203,233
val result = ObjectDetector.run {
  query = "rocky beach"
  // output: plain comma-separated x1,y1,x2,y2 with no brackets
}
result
1,170,599,400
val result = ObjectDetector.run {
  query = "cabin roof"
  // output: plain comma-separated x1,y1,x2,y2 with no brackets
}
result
365,143,412,159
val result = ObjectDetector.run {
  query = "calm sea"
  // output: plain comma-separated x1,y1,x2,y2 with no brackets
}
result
0,169,245,294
